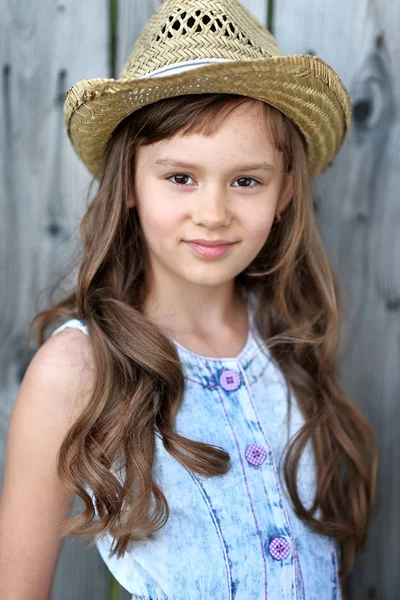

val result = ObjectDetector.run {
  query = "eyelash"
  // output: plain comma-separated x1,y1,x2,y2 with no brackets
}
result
166,173,261,189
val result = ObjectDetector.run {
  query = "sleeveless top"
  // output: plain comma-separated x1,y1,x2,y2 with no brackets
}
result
51,296,342,600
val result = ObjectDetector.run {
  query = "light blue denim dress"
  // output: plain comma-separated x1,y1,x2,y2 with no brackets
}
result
52,297,341,600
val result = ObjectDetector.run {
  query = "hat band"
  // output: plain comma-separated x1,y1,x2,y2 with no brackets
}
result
138,58,234,79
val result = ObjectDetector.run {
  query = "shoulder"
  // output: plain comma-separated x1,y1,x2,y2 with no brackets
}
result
48,318,91,358
38,319,93,376
22,320,96,421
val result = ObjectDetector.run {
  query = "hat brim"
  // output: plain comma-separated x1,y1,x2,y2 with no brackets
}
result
64,54,352,179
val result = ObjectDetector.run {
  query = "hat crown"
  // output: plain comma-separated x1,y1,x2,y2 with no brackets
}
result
119,0,283,81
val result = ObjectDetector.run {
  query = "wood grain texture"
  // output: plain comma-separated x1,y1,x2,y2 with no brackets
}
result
117,0,163,76
6,0,396,598
274,0,400,598
0,1,111,599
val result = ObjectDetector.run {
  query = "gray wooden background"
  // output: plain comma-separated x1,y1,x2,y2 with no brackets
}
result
1,0,399,598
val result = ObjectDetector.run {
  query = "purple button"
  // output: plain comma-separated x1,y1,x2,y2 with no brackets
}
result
219,369,241,391
245,443,267,468
268,536,291,561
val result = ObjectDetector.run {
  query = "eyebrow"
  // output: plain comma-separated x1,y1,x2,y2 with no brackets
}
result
154,158,275,172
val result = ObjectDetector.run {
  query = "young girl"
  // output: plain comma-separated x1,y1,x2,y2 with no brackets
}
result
0,0,377,599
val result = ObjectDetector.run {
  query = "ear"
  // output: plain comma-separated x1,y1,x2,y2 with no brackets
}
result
127,191,135,209
276,171,294,217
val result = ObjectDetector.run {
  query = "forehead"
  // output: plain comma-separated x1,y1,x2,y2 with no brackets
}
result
136,100,281,169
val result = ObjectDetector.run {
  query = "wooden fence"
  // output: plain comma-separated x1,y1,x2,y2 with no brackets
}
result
1,0,399,598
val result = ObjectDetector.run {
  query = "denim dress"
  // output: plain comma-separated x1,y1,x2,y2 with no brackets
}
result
52,298,341,600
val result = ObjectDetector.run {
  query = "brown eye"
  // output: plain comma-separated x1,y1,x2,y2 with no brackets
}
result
169,174,193,186
234,177,259,188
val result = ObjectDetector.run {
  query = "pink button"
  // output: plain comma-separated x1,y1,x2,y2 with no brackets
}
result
245,443,267,468
268,536,291,561
219,369,241,391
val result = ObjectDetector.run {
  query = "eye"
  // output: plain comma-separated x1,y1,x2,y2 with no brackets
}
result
232,177,260,189
167,173,194,186
167,174,261,188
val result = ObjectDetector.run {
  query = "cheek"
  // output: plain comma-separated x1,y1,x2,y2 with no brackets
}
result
241,205,275,243
136,185,181,242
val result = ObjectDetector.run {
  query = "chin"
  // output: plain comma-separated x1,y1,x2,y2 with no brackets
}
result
177,266,242,287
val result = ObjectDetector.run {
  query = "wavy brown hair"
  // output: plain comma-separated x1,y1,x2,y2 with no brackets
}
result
31,94,377,583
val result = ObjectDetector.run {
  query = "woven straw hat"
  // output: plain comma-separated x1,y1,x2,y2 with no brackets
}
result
64,0,352,179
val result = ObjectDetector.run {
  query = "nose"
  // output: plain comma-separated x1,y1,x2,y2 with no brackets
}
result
191,186,232,229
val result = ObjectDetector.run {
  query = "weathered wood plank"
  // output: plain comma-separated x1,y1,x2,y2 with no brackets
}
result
7,0,397,598
0,1,112,599
274,0,400,597
117,0,163,76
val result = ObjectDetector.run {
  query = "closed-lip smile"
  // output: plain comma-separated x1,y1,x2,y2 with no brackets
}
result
185,239,237,246
184,239,238,259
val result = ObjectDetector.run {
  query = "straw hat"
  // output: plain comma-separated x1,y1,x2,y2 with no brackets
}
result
64,0,352,179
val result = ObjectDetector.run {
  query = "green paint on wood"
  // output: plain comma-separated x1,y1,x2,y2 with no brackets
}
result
109,0,119,78
267,0,274,34
109,573,122,600
110,0,118,28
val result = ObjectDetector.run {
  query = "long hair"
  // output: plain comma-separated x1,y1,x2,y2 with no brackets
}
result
31,93,377,580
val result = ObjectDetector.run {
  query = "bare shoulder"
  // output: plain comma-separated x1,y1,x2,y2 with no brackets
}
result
5,323,98,481
35,324,95,382
25,325,97,419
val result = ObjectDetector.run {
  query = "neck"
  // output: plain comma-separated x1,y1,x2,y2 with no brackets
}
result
143,279,247,339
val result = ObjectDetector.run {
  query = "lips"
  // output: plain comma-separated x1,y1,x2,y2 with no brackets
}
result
184,240,237,259
185,239,236,246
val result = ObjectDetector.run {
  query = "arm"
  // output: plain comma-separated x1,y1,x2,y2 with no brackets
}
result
0,328,96,600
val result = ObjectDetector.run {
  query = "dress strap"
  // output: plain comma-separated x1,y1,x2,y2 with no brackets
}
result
51,318,89,337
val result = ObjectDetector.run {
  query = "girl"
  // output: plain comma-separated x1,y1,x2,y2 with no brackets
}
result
0,0,377,599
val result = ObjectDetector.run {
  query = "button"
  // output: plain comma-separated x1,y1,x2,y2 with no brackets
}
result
245,443,267,468
268,536,291,561
219,369,241,391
